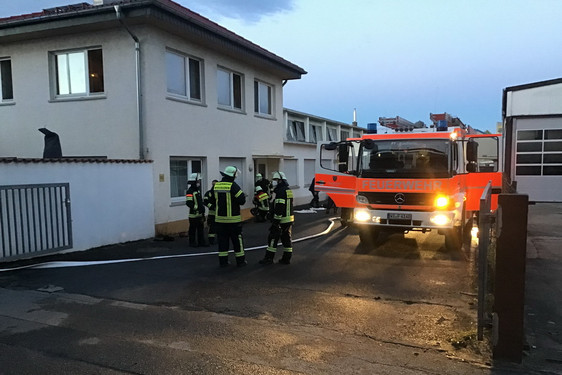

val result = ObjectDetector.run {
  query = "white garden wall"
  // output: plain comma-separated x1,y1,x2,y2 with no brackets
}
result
1,160,155,254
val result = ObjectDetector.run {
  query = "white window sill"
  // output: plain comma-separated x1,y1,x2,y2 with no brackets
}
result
217,106,246,115
49,94,107,103
170,200,185,207
254,113,276,121
166,95,207,107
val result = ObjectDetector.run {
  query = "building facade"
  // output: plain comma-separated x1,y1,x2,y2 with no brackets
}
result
502,78,562,202
1,0,363,236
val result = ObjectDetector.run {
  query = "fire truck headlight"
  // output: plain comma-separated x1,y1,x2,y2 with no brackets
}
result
430,214,451,226
354,209,371,222
356,195,369,204
434,195,450,209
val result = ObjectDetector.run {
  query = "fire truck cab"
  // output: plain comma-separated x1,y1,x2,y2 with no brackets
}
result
315,118,502,251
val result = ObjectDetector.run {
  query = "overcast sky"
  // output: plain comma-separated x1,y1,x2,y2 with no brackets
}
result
3,0,561,131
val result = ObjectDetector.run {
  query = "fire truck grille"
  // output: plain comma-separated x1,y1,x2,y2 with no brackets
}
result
360,192,435,206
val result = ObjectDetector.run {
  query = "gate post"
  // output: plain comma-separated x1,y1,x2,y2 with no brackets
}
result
493,193,528,363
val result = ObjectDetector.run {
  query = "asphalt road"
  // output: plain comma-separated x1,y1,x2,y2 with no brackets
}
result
0,211,534,374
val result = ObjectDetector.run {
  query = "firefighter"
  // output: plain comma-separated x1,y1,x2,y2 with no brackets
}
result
185,173,206,247
214,166,247,267
259,171,294,265
309,177,320,208
255,173,272,198
253,186,270,222
203,179,218,245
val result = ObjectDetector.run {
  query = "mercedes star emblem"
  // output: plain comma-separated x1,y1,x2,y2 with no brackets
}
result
394,193,405,205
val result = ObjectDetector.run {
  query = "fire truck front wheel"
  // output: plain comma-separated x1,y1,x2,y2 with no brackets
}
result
444,226,462,252
357,225,380,245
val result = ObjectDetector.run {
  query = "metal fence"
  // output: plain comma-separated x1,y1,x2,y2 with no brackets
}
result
477,180,493,340
0,183,72,260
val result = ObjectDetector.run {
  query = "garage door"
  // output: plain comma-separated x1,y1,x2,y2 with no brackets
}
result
514,117,562,202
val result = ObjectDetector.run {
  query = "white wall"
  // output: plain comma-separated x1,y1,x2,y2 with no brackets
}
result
0,30,140,159
506,83,562,117
1,161,155,252
140,28,286,226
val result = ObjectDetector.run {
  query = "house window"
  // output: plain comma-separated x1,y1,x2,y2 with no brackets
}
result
254,80,272,115
0,58,13,101
170,158,203,202
217,67,242,110
340,130,350,141
287,120,305,142
309,124,322,143
516,129,562,176
327,126,338,141
53,48,104,97
166,50,202,101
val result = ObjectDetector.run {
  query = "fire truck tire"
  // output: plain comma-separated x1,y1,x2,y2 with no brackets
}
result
444,226,462,252
358,226,379,245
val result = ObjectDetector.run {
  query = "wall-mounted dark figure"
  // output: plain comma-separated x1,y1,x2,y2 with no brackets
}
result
38,128,62,158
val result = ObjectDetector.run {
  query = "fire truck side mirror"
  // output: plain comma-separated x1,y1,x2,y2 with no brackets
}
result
466,140,478,163
324,142,338,151
363,139,377,151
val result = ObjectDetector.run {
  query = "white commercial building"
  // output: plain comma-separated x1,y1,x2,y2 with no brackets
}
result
502,78,562,202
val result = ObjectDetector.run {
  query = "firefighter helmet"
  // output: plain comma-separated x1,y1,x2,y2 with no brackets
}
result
256,173,262,179
188,172,200,182
272,171,281,180
223,166,238,177
255,186,263,192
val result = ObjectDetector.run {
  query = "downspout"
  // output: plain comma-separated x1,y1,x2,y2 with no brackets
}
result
114,5,144,160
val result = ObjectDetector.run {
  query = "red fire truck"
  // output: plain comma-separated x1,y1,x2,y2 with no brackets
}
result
315,114,502,251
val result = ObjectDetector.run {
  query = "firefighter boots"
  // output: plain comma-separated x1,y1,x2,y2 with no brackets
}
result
219,256,230,268
278,251,292,265
259,250,275,265
236,256,247,267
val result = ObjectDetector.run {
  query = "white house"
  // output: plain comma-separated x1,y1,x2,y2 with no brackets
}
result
502,78,562,202
281,108,364,203
0,0,310,236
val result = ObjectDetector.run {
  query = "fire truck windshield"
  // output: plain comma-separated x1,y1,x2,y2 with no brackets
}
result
360,139,451,178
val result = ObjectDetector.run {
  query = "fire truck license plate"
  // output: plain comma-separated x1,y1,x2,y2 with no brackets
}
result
388,213,412,220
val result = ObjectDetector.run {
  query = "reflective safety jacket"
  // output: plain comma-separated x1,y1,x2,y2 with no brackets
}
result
186,184,205,219
272,181,294,224
213,177,246,223
253,191,270,212
203,188,216,216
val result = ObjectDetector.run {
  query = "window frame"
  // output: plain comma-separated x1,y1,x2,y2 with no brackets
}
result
254,79,273,116
309,123,322,144
286,120,306,142
169,157,204,205
326,126,338,142
0,58,14,102
165,49,204,103
516,128,562,176
50,47,105,99
217,66,243,112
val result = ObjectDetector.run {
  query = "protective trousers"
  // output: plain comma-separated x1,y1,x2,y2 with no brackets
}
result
189,217,205,246
262,222,293,264
207,214,216,244
216,222,246,267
